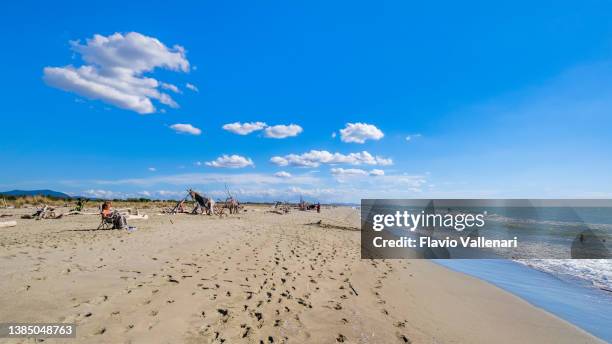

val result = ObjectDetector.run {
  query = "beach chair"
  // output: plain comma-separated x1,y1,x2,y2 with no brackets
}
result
97,213,114,230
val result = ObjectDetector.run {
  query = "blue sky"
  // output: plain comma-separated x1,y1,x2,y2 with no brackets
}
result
1,0,612,202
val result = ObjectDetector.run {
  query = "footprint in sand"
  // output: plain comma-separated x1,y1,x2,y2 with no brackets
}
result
397,333,411,343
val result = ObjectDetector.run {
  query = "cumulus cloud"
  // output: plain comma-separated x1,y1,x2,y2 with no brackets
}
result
331,168,368,176
339,123,384,143
274,171,292,178
161,82,180,93
270,150,392,167
205,155,254,168
148,167,157,172
264,124,303,139
222,122,267,135
186,83,199,92
222,122,303,139
170,123,202,135
43,32,189,114
331,168,385,180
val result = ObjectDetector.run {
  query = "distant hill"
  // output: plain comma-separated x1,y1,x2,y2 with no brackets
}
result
0,189,72,198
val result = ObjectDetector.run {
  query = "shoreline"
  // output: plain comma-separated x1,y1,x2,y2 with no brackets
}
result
437,259,612,343
0,206,605,343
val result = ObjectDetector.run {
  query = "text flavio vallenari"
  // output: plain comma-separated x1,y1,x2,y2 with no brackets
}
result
370,211,518,248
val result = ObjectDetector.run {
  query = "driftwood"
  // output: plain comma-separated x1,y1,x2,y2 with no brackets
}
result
170,192,192,214
0,220,17,228
21,205,63,220
266,209,283,215
65,211,99,216
306,220,359,231
127,214,149,220
213,203,227,217
272,202,291,214
224,184,241,215
219,198,240,215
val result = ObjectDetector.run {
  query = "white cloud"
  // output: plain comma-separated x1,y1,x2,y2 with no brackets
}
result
204,186,341,201
274,171,292,178
156,190,187,198
72,32,189,72
264,124,303,139
83,189,123,199
194,161,203,166
170,123,202,135
81,189,187,200
222,122,303,139
222,121,267,135
186,83,199,92
94,172,318,187
270,150,393,167
161,82,180,93
205,155,254,168
69,170,426,202
331,168,385,181
331,168,368,176
339,123,384,143
43,32,189,114
148,167,157,172
405,134,422,141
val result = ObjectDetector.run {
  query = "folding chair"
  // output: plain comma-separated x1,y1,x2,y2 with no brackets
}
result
97,213,114,230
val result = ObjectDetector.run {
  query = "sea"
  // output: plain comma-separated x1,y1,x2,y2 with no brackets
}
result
437,207,612,342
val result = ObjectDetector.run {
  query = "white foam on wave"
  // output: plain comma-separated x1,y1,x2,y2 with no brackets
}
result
515,259,612,290
487,213,612,231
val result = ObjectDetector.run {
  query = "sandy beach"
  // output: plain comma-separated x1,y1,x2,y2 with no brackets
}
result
0,206,604,344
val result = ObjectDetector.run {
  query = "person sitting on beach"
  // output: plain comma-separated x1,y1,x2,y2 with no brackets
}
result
101,201,128,229
101,201,112,218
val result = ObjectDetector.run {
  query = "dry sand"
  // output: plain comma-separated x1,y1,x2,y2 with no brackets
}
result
0,206,604,343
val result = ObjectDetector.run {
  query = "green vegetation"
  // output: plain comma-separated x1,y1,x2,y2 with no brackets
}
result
1,195,178,209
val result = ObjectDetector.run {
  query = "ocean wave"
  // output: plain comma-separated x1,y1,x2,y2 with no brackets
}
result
486,213,612,232
515,259,612,291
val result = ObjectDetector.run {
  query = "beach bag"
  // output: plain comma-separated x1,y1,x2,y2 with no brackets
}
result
112,212,128,229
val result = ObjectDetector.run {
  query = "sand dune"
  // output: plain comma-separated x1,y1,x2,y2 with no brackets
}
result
0,206,603,343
